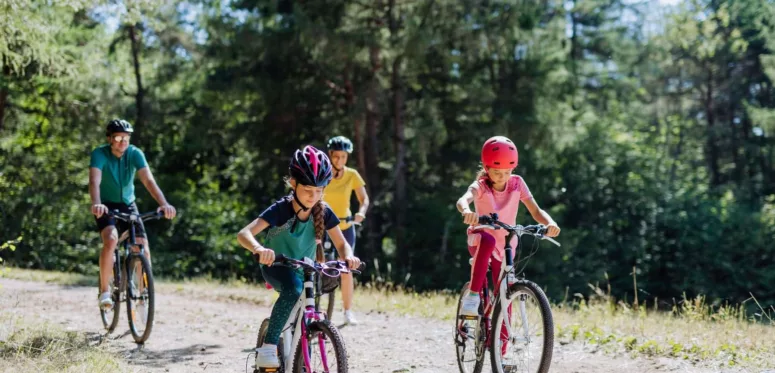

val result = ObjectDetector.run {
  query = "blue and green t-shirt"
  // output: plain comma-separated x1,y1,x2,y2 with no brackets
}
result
89,144,148,205
258,196,340,261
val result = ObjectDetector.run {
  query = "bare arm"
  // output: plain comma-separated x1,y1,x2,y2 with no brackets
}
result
137,167,176,219
457,190,479,225
327,226,353,259
523,198,560,237
89,168,103,205
137,167,169,206
327,226,361,269
237,218,271,253
89,168,108,217
354,186,370,217
238,217,279,265
456,190,474,214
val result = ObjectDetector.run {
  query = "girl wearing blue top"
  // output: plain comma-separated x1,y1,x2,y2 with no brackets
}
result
237,145,361,369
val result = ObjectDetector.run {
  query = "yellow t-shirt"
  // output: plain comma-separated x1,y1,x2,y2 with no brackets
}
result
323,167,366,230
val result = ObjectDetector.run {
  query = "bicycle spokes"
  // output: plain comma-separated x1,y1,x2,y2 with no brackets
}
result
497,290,545,372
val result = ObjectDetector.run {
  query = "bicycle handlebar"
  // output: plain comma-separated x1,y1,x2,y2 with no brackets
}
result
473,213,561,247
271,254,366,276
108,210,164,223
340,216,362,226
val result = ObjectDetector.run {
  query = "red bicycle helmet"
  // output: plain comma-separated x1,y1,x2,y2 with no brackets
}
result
481,136,518,169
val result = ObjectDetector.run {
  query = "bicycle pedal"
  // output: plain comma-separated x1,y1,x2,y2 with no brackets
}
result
459,315,479,320
257,368,280,373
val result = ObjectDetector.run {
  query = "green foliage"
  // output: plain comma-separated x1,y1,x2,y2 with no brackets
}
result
1,0,775,312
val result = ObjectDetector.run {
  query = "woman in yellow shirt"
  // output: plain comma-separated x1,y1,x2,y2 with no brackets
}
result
324,136,370,325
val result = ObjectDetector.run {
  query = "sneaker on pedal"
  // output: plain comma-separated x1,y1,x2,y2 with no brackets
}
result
460,293,480,317
98,292,113,310
343,310,359,325
255,345,280,369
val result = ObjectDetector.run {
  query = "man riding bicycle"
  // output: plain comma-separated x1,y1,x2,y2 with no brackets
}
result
89,119,176,310
322,136,370,325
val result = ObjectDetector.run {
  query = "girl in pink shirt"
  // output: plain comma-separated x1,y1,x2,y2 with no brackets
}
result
455,136,561,317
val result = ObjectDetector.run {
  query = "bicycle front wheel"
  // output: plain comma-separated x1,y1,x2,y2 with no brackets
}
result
126,254,155,343
490,280,553,373
293,319,347,373
455,282,484,373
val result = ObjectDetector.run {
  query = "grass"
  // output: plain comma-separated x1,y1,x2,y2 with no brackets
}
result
3,267,775,370
552,287,775,370
0,315,130,373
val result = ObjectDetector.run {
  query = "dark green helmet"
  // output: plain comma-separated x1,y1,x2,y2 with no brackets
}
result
326,136,353,153
106,119,134,135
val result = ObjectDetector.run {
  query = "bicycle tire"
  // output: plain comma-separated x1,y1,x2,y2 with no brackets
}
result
126,254,155,343
455,282,484,373
100,250,122,332
315,250,338,321
490,280,553,373
292,319,347,373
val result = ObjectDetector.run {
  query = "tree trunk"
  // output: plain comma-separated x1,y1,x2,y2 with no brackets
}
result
704,69,722,187
344,63,367,174
392,55,407,269
364,42,382,264
128,25,145,129
0,64,9,132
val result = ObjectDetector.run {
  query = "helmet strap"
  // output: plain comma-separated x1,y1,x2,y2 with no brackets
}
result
290,187,310,233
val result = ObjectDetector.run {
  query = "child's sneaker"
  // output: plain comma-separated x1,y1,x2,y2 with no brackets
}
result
459,293,480,317
255,344,280,368
98,292,113,310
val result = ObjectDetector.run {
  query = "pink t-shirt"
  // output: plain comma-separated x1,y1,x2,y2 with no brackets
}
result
467,175,533,262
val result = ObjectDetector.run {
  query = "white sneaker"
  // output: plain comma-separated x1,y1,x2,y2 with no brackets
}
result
255,344,280,368
343,310,359,325
98,292,113,310
460,293,480,317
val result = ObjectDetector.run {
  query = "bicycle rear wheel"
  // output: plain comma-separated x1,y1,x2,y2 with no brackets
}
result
293,319,347,373
455,282,485,373
490,280,553,373
126,253,155,343
315,248,337,321
100,250,121,332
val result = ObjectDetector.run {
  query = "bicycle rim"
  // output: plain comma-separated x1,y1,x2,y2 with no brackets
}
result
490,281,553,373
294,319,347,373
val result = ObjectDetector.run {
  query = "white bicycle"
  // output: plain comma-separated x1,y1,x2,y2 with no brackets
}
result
250,255,362,373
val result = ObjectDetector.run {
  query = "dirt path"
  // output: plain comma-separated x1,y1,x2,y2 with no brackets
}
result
0,278,740,373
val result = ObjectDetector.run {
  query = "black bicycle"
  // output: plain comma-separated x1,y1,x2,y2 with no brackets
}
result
316,216,361,321
100,210,162,344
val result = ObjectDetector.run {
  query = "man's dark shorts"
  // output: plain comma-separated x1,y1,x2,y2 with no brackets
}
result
95,202,146,238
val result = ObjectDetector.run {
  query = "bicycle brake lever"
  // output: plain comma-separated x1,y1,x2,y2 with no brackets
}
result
543,236,561,247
